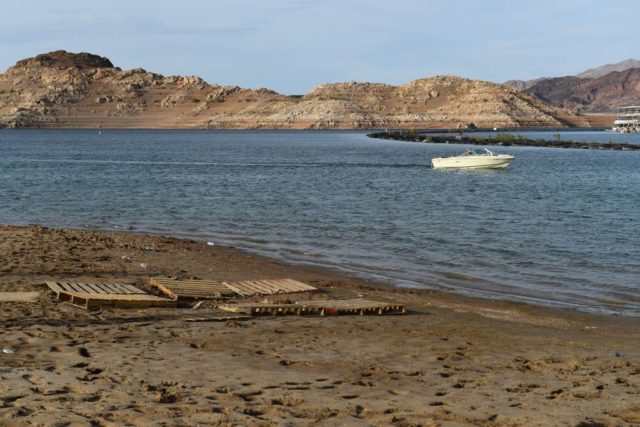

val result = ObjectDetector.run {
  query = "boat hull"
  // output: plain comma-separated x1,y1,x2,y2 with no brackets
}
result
431,154,514,169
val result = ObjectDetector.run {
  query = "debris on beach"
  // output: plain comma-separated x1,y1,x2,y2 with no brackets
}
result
42,276,403,317
218,299,406,316
149,277,318,301
149,277,235,301
44,281,175,310
0,292,40,303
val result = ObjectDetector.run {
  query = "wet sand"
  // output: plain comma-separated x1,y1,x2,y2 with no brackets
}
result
0,225,638,426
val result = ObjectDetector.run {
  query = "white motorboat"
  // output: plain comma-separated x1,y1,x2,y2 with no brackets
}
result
431,147,514,169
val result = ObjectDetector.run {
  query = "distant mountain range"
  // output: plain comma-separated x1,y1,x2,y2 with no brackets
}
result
0,50,586,129
504,59,640,113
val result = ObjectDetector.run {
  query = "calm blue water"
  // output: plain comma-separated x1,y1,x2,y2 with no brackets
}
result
1,129,639,316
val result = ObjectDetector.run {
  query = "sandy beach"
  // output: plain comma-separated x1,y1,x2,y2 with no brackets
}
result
0,225,639,426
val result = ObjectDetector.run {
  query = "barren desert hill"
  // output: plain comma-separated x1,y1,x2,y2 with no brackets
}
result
0,50,588,129
503,58,640,114
525,68,640,113
576,58,640,79
503,58,640,91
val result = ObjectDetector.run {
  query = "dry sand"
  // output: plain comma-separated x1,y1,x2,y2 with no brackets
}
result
0,225,638,426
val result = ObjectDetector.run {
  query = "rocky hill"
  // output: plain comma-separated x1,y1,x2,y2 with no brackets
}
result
504,59,640,91
525,68,640,112
576,59,640,79
503,58,640,113
0,50,585,129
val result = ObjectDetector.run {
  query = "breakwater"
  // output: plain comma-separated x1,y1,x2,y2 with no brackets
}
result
367,131,640,150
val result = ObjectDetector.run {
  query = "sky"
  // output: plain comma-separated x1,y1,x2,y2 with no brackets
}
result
1,0,639,94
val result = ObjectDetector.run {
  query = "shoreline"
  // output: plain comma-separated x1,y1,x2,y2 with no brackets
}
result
0,126,606,132
1,224,639,425
7,222,637,320
1,222,638,333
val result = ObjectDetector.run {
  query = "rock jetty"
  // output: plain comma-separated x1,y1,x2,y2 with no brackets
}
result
368,131,640,151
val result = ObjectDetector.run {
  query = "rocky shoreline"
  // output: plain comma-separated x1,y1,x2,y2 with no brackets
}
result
368,130,640,151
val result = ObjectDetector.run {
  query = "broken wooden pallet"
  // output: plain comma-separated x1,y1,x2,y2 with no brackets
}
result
218,299,406,316
148,277,235,301
44,281,175,310
222,278,318,297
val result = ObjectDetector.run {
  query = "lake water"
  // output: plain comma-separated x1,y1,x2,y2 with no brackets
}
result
1,129,639,316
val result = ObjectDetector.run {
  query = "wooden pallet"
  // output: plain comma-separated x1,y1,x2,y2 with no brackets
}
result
44,281,175,310
222,278,318,297
148,277,235,301
218,299,405,316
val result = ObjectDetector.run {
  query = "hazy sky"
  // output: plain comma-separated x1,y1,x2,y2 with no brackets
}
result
1,0,639,94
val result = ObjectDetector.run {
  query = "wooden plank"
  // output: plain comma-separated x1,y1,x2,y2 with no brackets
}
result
0,292,40,302
257,280,290,293
153,282,179,300
230,281,260,295
44,281,64,295
68,283,87,293
185,315,251,323
60,282,75,292
148,277,232,300
99,283,122,294
121,284,145,294
245,281,275,294
271,279,298,291
221,278,317,297
223,282,252,296
276,279,312,292
267,279,296,292
283,278,317,291
59,291,176,310
79,282,104,294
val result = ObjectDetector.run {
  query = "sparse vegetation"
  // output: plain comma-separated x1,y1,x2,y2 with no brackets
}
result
493,133,516,143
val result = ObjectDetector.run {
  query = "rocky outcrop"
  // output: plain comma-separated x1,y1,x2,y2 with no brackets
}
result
0,50,582,129
15,50,114,70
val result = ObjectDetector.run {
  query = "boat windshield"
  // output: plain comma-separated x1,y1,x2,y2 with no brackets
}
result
463,148,494,156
